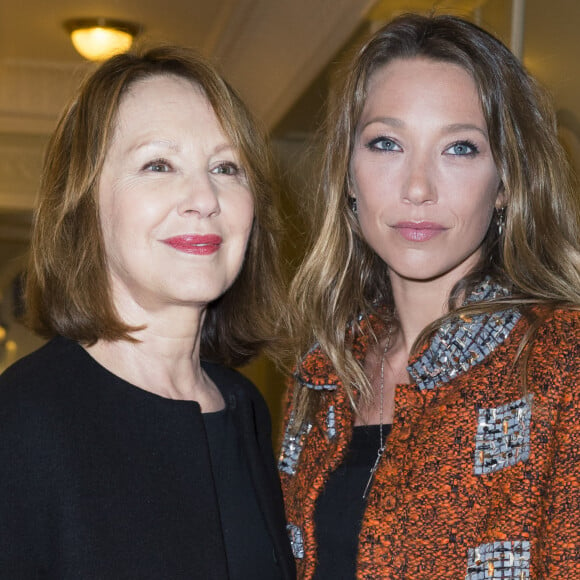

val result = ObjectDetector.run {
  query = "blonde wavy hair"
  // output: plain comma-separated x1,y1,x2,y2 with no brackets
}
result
289,13,580,426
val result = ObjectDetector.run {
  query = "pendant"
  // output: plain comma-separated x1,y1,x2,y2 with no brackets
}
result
362,444,385,499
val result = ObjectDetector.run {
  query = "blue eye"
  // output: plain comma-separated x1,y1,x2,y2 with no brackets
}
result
446,141,479,156
144,159,171,172
366,137,401,152
211,162,240,176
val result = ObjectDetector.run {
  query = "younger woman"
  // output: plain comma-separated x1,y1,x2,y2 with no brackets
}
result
280,14,580,579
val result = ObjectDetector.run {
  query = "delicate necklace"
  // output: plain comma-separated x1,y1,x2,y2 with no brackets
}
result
362,327,394,500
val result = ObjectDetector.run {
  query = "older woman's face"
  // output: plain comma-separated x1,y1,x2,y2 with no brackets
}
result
350,57,502,288
98,75,254,316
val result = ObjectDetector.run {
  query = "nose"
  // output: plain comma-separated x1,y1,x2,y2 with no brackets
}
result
178,174,220,217
402,152,437,205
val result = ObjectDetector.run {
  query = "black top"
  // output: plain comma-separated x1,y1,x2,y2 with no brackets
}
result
313,424,392,580
203,408,280,579
0,336,295,579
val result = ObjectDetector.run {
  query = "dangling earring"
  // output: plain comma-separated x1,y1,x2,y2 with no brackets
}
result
349,197,358,215
496,206,506,236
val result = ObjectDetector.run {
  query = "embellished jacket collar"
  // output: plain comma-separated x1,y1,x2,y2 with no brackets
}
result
295,279,521,393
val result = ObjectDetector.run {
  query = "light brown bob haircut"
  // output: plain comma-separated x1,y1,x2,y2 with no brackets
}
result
26,45,285,367
289,13,580,424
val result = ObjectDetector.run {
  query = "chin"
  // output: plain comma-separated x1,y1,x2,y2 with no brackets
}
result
390,258,479,286
388,263,443,282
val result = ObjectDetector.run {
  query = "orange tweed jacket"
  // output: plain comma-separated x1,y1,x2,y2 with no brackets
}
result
279,306,580,579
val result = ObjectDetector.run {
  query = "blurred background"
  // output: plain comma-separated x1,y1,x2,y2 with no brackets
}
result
0,0,578,431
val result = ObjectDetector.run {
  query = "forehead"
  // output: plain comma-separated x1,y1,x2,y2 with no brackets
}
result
118,74,209,121
362,57,482,116
105,73,232,152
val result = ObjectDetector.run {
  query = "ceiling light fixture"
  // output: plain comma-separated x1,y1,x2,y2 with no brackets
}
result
64,18,141,62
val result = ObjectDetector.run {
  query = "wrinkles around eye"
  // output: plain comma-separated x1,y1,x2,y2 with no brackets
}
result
143,159,172,172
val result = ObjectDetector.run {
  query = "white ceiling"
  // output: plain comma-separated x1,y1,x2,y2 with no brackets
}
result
0,0,373,133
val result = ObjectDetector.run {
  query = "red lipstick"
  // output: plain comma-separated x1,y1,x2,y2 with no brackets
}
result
162,234,222,255
394,221,445,242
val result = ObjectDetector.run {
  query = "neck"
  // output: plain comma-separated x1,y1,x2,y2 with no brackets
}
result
84,303,221,408
389,273,458,357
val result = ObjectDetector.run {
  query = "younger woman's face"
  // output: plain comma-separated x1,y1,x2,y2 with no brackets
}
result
350,57,503,289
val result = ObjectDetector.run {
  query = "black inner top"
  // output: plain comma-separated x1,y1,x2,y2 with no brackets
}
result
313,424,393,580
203,404,281,579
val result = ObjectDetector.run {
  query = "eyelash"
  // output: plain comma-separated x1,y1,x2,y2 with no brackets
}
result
211,161,242,176
143,158,172,172
446,140,479,156
364,137,481,157
365,136,401,152
142,159,244,177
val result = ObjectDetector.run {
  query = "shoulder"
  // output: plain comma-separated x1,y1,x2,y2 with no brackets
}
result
546,307,580,330
529,308,580,355
535,307,580,331
0,337,89,466
522,308,580,397
0,336,83,404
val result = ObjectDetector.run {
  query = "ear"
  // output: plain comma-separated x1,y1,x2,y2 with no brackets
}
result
495,182,506,209
346,175,358,210
348,195,358,214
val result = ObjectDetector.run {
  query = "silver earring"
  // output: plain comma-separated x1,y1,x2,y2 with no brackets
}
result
496,206,506,236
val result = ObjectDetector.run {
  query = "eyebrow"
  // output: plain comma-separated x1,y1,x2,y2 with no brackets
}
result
130,139,180,154
359,116,404,131
212,143,236,155
358,117,488,139
443,123,488,139
129,140,236,155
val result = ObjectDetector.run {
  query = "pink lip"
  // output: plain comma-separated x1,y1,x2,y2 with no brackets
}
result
393,221,446,242
162,234,223,255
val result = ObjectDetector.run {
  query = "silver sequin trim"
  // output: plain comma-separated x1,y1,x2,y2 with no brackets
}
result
297,379,337,391
295,342,337,391
466,541,530,578
278,416,312,476
474,395,533,475
326,405,336,440
287,523,304,559
408,281,520,391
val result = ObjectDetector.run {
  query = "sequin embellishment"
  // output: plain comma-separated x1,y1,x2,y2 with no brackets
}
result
466,541,530,578
408,281,520,391
326,405,336,440
278,416,312,476
474,395,533,475
294,342,338,391
287,523,305,559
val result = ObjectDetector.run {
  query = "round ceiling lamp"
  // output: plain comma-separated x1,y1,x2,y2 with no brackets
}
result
64,18,141,62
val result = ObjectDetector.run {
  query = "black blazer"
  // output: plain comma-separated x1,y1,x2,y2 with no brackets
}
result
0,337,295,579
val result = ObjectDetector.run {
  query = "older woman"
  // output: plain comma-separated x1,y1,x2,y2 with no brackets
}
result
279,13,580,579
0,47,295,578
